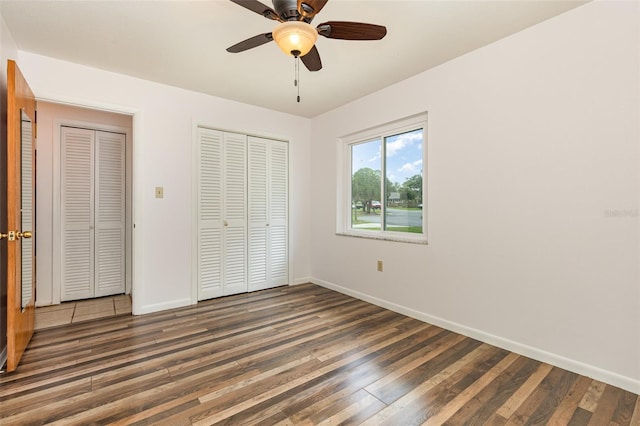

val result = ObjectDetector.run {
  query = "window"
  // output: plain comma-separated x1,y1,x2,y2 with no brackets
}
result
338,113,427,243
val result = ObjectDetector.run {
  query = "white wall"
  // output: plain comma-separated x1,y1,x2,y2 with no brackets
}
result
310,1,639,393
17,52,312,315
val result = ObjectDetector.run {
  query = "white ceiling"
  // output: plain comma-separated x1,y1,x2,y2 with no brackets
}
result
1,0,587,118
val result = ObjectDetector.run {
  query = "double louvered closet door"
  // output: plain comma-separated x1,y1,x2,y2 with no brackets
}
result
61,126,125,301
197,128,288,301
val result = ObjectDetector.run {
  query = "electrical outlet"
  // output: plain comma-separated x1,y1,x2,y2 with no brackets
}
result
155,187,164,198
377,260,383,272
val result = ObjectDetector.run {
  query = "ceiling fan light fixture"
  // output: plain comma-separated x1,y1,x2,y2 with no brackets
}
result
272,21,318,57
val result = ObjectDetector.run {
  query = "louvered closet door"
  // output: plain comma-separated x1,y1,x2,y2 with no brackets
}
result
197,128,224,300
95,131,125,297
248,137,288,291
61,127,95,300
197,129,248,300
21,114,34,306
61,127,125,301
269,140,289,287
248,138,269,291
221,132,248,296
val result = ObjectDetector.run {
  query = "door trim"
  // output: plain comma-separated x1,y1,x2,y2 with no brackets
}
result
30,92,140,315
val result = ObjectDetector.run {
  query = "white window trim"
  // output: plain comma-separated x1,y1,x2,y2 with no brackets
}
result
336,112,428,244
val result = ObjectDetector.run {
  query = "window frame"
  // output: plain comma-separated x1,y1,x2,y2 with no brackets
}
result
336,112,428,244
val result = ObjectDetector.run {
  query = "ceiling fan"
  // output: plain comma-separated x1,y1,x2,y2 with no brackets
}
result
226,0,387,72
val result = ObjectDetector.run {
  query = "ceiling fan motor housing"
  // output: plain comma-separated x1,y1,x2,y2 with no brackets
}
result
272,0,301,20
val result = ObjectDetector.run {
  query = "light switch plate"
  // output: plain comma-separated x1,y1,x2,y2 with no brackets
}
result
155,187,164,198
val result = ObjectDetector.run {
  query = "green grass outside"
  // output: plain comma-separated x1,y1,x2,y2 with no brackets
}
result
387,226,423,233
351,216,422,234
352,218,374,225
354,206,421,211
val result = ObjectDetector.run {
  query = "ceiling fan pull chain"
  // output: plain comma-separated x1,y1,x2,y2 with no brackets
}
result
295,56,301,103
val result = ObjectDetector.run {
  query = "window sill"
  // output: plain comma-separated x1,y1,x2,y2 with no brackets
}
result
336,231,428,245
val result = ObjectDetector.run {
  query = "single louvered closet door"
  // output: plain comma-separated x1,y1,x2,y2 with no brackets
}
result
248,137,288,291
61,127,125,301
95,131,126,297
222,133,248,296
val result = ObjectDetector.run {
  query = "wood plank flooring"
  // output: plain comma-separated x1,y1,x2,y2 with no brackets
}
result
1,283,638,425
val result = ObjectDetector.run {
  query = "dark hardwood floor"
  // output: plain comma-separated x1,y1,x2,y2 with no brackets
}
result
1,283,638,425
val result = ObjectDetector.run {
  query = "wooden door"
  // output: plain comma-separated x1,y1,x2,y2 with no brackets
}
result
5,60,36,372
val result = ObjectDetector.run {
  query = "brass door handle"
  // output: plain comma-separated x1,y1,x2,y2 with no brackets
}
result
18,231,32,239
0,231,31,240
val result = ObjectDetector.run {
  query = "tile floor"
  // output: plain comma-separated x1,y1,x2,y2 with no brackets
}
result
34,294,132,330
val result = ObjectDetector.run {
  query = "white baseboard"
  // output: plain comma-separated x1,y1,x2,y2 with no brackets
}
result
134,297,192,315
291,277,313,286
311,277,640,395
136,281,313,315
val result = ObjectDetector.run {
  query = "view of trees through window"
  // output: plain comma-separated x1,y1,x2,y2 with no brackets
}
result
351,128,424,234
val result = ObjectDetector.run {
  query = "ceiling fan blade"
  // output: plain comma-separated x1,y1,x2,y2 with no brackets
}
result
298,0,328,20
317,21,387,40
230,0,280,21
301,45,322,71
226,33,273,53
